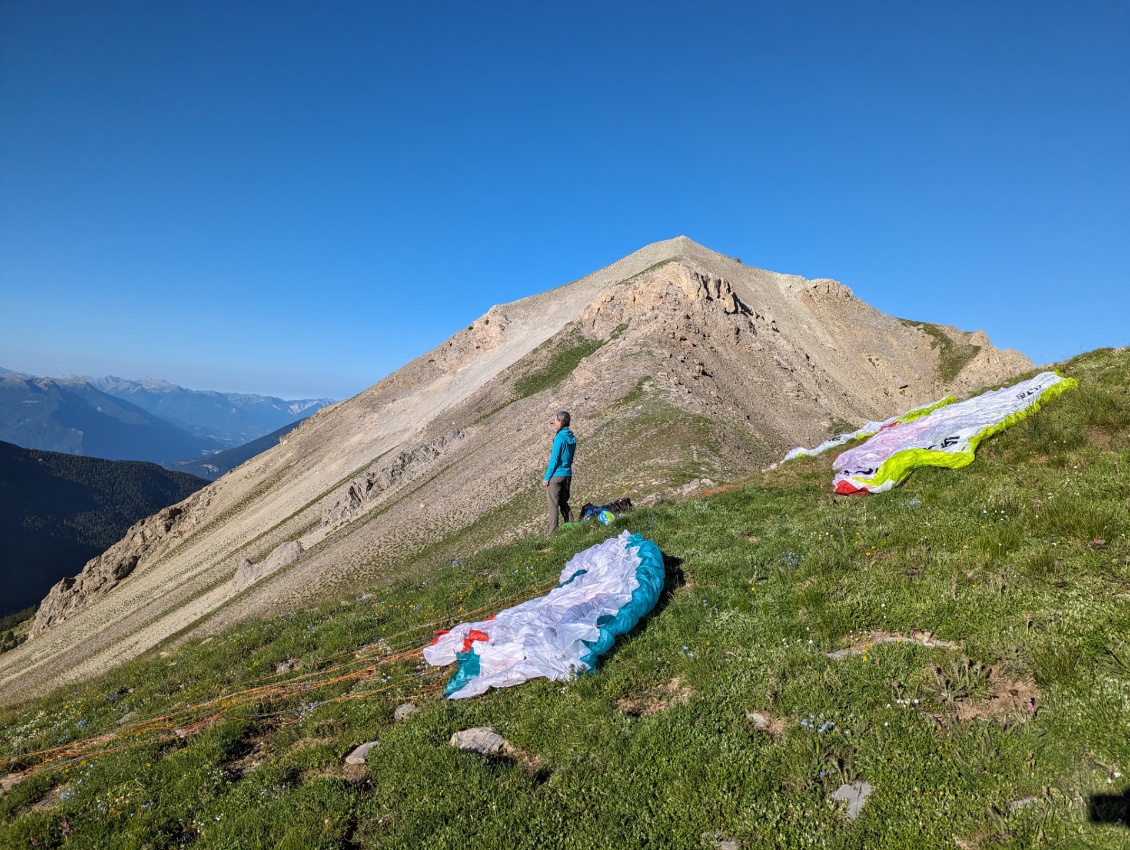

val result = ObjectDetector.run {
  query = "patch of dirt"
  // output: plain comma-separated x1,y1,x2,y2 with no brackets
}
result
921,657,1040,726
949,671,1039,724
0,772,28,793
30,783,64,811
616,677,693,717
744,710,786,738
226,747,267,779
953,835,987,850
1086,425,1123,449
498,743,548,780
698,482,746,499
223,722,286,778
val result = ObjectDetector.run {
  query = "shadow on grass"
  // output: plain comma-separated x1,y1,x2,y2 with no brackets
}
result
657,552,687,612
1089,790,1130,827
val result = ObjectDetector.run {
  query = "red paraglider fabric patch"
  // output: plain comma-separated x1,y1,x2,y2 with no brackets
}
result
461,629,490,653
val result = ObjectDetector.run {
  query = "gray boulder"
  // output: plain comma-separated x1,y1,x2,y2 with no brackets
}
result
393,702,420,722
345,741,378,765
831,781,873,820
449,727,509,756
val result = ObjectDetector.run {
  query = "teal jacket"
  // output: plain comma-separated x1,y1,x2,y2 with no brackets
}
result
544,428,576,481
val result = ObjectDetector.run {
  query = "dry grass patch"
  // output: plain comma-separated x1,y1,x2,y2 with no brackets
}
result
826,630,960,660
947,670,1040,724
616,677,693,717
299,761,370,784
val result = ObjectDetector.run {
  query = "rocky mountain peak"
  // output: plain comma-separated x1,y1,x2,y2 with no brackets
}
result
0,238,1033,702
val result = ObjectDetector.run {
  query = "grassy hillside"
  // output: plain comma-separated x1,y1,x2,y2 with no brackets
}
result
0,442,207,616
0,348,1127,849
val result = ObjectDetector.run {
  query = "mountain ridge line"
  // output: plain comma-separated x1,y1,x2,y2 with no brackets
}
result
0,236,1033,703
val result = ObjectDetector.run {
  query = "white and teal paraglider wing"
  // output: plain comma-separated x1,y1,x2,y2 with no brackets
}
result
423,531,665,699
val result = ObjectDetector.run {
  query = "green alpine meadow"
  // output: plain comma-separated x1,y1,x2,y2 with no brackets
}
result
1,347,1127,848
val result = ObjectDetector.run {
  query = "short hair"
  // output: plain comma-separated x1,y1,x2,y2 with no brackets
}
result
556,410,571,427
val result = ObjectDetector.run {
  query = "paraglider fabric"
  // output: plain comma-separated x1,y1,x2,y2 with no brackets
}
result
784,397,956,461
832,372,1076,494
423,531,665,699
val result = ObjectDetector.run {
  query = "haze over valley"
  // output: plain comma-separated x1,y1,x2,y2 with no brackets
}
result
0,368,333,467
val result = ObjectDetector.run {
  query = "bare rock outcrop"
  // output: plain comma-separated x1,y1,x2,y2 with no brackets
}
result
322,430,464,526
233,541,304,593
29,499,199,638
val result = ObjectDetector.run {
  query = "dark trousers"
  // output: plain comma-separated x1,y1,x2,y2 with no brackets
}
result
546,476,572,534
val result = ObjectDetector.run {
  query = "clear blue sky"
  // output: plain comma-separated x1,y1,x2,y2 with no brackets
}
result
1,1,1126,400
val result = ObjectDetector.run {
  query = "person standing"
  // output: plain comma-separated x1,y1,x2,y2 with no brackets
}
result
543,410,576,534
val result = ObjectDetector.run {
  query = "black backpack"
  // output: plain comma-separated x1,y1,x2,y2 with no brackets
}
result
580,498,633,521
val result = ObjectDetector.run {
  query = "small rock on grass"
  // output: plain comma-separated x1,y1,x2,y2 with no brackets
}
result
450,728,549,778
345,741,378,765
702,832,742,849
745,711,771,730
393,702,419,722
450,727,509,756
831,781,873,820
1009,796,1039,811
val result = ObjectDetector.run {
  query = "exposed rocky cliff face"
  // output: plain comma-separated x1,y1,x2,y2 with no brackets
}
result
321,431,465,527
2,237,1032,702
29,495,204,636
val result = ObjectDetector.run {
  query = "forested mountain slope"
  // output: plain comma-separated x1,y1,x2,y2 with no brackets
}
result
0,441,206,615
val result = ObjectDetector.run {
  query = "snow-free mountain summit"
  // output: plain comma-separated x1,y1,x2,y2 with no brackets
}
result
0,237,1033,702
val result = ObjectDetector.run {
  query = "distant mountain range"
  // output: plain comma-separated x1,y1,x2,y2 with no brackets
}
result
0,368,333,466
83,375,331,444
168,420,304,480
0,439,206,616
